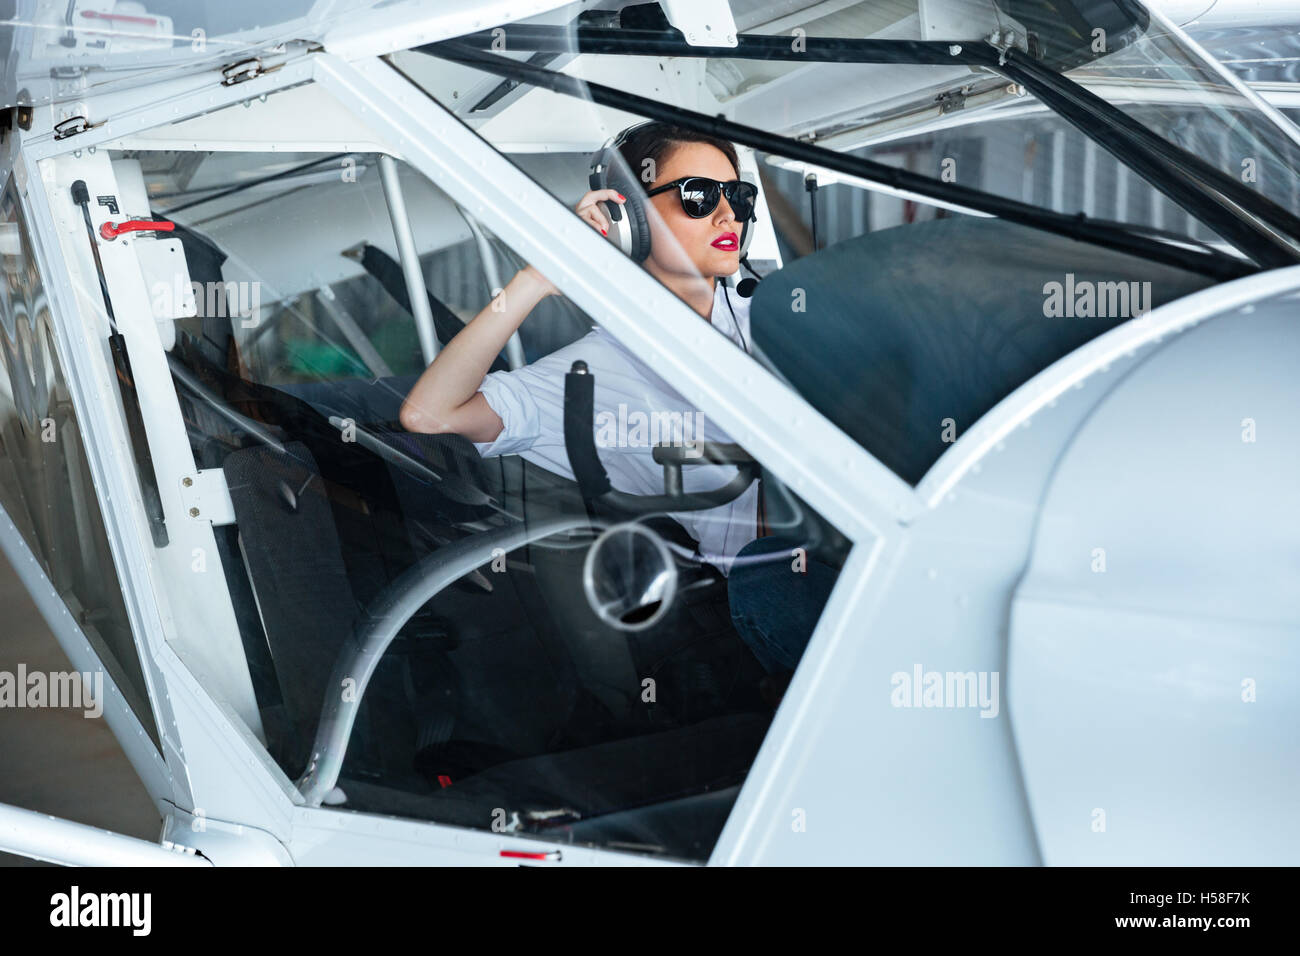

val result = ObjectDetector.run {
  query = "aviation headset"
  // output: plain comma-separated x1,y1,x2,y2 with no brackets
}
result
588,121,757,264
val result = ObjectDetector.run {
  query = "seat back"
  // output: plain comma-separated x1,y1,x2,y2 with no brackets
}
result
750,217,1215,483
223,441,358,776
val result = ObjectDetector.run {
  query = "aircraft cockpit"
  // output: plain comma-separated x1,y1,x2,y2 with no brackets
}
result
2,0,1298,866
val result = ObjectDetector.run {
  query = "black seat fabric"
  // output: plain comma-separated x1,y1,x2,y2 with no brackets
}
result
223,441,359,776
342,712,768,833
750,217,1214,484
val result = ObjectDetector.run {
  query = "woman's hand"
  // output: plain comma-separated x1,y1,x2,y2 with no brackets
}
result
524,189,627,297
575,188,626,238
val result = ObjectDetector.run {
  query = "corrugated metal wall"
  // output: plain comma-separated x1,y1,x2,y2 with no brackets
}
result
763,105,1300,254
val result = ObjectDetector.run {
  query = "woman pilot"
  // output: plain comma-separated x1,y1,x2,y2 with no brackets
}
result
400,121,835,684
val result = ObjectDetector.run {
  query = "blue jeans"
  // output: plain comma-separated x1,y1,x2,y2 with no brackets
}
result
727,536,839,674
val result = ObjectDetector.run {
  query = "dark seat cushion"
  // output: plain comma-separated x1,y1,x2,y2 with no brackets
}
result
750,217,1214,484
341,712,770,835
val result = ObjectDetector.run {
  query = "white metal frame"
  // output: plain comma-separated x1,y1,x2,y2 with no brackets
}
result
16,151,300,835
0,798,209,867
9,151,189,815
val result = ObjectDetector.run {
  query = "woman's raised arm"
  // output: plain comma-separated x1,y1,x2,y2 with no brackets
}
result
399,189,624,443
399,265,553,442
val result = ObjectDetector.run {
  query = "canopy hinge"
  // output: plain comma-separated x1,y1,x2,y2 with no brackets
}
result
53,115,102,140
221,56,282,86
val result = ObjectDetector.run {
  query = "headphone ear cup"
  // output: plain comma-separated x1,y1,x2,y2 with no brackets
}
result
590,124,663,263
590,148,651,262
737,172,758,257
601,199,633,257
621,191,652,263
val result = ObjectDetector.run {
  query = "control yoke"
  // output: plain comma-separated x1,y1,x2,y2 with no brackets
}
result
562,360,758,513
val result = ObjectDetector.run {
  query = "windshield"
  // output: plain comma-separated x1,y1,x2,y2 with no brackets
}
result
116,143,848,861
747,1,1300,238
1064,6,1300,220
404,0,1300,485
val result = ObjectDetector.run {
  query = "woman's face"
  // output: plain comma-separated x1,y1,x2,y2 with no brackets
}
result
644,142,742,280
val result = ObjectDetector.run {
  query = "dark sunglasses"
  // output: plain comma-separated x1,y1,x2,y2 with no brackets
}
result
645,177,758,221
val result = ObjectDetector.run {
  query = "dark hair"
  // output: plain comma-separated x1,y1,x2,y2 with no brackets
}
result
616,122,740,188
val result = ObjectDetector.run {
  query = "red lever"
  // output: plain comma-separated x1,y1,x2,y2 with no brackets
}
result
100,219,175,240
500,849,562,861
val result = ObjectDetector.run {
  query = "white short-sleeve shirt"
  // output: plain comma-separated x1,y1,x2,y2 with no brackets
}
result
473,280,759,574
